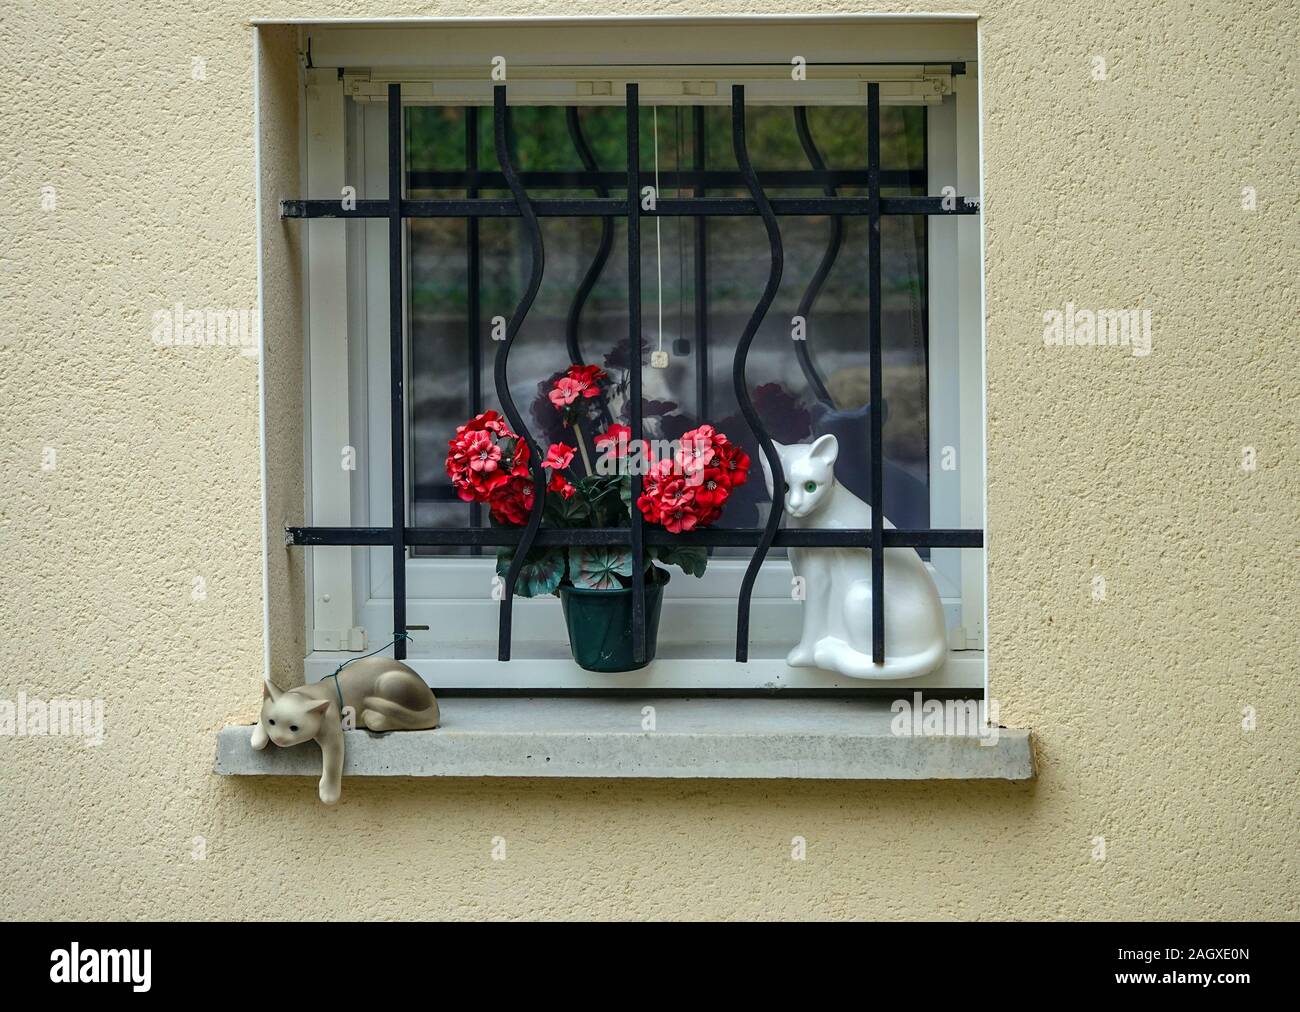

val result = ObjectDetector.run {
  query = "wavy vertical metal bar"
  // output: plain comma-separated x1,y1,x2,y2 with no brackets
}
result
792,107,839,407
387,83,408,660
625,84,646,663
731,84,785,662
867,83,885,666
492,85,547,662
564,107,614,367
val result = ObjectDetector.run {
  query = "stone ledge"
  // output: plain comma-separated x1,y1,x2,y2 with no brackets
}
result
215,697,1033,780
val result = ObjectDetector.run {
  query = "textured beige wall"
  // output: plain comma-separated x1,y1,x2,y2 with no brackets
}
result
1,4,1295,920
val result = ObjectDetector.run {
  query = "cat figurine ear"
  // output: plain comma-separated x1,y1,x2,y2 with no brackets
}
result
262,680,280,702
807,433,839,469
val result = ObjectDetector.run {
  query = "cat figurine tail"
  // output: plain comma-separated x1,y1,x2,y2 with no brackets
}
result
251,656,439,804
809,621,946,680
758,434,949,681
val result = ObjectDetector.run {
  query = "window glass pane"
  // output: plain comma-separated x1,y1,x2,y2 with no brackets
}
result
405,101,929,556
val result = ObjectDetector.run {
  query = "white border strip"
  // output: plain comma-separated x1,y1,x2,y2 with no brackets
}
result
252,28,272,684
975,21,991,718
250,14,979,27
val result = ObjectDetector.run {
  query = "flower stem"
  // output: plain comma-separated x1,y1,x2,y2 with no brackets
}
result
572,420,594,476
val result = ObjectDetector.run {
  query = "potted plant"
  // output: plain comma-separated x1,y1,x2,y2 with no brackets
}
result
444,363,750,671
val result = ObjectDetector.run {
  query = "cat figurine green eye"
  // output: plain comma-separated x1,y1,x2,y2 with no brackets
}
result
759,434,948,680
252,656,440,804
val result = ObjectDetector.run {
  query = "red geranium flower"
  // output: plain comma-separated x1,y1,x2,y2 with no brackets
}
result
659,479,701,533
594,423,632,456
565,364,607,396
489,475,536,525
465,430,502,473
675,425,717,476
548,376,585,409
637,426,748,531
548,363,608,410
542,442,576,470
446,411,519,502
508,437,531,477
547,473,576,499
693,467,730,509
445,411,541,525
716,443,751,487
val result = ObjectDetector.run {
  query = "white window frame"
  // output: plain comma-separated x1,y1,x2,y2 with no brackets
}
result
298,22,985,691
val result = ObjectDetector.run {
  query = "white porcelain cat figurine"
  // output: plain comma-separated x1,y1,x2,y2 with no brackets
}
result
760,434,947,680
251,656,440,804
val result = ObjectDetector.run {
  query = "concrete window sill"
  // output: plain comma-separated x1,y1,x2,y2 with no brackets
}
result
215,697,1034,780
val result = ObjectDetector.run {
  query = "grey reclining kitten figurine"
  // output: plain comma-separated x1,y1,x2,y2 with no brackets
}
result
252,656,439,804
760,434,948,680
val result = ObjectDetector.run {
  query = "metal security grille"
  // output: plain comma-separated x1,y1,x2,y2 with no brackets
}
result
283,80,983,666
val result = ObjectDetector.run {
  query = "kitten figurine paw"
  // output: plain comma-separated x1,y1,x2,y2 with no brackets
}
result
786,644,816,667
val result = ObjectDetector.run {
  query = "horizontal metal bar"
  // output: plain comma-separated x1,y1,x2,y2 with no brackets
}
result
287,526,984,549
879,195,980,214
281,198,621,218
408,168,926,190
280,195,978,219
656,196,980,216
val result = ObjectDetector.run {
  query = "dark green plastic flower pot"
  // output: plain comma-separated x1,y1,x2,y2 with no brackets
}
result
558,568,669,672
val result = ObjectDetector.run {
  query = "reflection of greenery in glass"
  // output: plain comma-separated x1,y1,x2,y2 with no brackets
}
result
407,104,925,312
408,104,923,176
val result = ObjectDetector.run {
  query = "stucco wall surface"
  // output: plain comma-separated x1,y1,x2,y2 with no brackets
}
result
1,3,1296,920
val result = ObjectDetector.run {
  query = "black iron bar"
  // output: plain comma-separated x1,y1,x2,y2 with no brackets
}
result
792,107,839,406
730,84,785,663
867,82,885,666
386,83,408,659
289,526,983,549
492,86,548,661
655,197,980,216
878,196,979,214
281,195,978,219
626,84,646,663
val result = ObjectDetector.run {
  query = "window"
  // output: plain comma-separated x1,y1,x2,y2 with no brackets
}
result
287,21,984,691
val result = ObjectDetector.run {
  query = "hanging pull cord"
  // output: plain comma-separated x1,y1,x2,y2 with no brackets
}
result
653,105,664,361
320,632,412,714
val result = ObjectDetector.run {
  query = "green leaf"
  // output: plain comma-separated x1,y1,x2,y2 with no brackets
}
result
571,546,633,590
545,488,590,525
574,474,629,526
652,545,708,578
495,546,565,598
605,476,632,525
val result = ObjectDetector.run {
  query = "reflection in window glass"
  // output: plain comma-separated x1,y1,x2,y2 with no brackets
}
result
406,103,929,555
